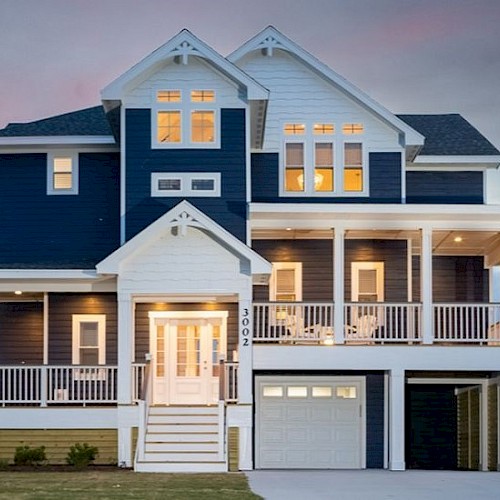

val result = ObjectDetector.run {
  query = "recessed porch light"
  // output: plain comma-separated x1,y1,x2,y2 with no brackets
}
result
285,227,292,231
454,236,463,243
14,290,22,295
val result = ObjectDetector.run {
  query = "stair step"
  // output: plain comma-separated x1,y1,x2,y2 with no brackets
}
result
146,432,218,443
148,414,219,424
146,423,218,433
145,442,218,452
149,406,219,416
142,452,220,462
135,461,227,473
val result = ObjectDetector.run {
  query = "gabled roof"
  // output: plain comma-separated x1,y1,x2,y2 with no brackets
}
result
101,29,268,101
0,106,113,137
97,201,271,280
228,26,424,148
397,114,500,156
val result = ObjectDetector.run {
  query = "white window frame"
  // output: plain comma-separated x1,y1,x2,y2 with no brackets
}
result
47,151,79,195
280,121,368,197
151,87,220,149
151,172,221,197
72,314,106,365
269,262,303,302
351,262,384,302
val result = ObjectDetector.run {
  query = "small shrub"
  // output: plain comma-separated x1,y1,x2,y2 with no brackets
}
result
13,445,46,466
0,458,9,470
66,443,98,469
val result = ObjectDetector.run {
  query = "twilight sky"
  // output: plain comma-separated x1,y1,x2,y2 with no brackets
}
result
1,0,499,148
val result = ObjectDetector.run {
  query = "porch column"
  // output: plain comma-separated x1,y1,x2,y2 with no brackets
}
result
333,226,345,344
421,227,433,344
388,368,405,471
238,282,253,404
117,292,134,405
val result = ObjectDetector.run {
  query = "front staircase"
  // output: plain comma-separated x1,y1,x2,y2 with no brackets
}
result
135,405,227,472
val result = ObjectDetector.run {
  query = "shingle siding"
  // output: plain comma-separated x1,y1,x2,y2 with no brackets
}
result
125,108,247,242
0,152,120,268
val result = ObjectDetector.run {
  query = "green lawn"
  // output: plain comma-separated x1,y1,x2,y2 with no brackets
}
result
0,470,262,500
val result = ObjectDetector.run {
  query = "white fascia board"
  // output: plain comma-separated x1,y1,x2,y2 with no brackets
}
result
97,200,272,276
0,136,116,146
228,26,424,147
101,29,268,102
413,155,500,165
0,270,99,280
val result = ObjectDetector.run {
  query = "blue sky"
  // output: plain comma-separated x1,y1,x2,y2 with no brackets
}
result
1,0,499,148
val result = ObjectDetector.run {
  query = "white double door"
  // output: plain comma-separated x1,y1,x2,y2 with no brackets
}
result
151,312,227,405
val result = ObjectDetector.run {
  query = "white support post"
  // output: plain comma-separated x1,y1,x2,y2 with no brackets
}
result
43,293,49,365
421,227,433,344
238,286,253,404
334,226,345,344
117,292,134,405
388,368,405,471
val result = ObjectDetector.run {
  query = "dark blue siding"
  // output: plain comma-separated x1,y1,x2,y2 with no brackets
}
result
251,152,402,203
366,373,385,468
0,153,120,268
125,108,247,242
406,171,483,204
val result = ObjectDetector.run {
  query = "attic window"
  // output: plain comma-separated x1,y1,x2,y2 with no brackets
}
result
191,90,215,102
151,172,220,197
314,123,334,135
157,90,181,102
47,152,79,195
342,123,364,135
284,123,305,135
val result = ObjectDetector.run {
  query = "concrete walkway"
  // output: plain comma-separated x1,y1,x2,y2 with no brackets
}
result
247,470,500,500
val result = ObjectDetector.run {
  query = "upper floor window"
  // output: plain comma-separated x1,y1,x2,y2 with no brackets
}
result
269,262,303,302
153,88,219,149
281,122,366,197
47,151,78,195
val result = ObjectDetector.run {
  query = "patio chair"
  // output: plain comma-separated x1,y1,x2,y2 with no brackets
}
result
345,314,378,345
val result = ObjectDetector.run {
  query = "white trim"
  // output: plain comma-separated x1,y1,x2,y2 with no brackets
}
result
351,261,384,302
406,165,489,172
47,150,79,195
43,292,49,365
101,29,268,101
120,104,126,245
151,172,221,197
228,26,424,148
413,155,500,165
0,135,115,146
72,314,106,365
0,270,99,279
149,310,229,320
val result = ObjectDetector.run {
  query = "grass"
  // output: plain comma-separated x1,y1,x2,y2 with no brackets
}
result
0,470,262,500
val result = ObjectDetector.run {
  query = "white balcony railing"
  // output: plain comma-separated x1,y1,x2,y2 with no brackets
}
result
0,365,122,406
224,362,238,403
434,303,500,344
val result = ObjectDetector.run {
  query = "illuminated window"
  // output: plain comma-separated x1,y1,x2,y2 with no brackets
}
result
72,314,106,365
269,262,302,302
342,123,364,135
336,386,357,399
314,123,334,135
47,152,78,195
191,90,215,102
153,88,219,148
263,386,284,397
312,386,333,397
191,110,215,143
284,123,305,135
287,386,308,398
344,143,363,192
314,143,334,192
284,143,304,192
157,90,181,102
157,111,181,143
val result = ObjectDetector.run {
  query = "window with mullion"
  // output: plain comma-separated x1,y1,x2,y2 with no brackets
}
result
284,142,305,192
344,142,363,192
314,142,334,192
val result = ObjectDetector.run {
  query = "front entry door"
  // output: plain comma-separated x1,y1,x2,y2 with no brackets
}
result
151,312,227,405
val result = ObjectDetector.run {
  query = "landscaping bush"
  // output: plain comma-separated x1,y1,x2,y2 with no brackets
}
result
66,443,99,469
13,445,46,466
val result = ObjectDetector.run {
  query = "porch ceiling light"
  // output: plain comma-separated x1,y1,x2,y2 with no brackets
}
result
14,290,22,295
453,236,463,243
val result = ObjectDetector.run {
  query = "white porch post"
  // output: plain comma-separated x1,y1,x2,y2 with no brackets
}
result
334,226,345,344
421,227,433,344
237,281,253,470
480,381,489,471
388,368,405,471
117,292,134,404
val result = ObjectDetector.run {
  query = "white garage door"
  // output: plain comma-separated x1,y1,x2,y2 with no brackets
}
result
256,376,365,469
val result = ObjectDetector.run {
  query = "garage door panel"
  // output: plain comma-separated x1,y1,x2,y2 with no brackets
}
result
257,376,365,469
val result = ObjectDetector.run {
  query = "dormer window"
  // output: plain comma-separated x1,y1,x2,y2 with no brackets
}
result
281,122,366,196
47,151,78,195
153,88,219,149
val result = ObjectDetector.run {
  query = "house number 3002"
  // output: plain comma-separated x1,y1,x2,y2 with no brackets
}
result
241,308,250,346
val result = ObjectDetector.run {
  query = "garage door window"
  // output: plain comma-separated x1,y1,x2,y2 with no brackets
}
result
262,386,283,397
312,386,332,397
287,386,308,397
336,386,357,399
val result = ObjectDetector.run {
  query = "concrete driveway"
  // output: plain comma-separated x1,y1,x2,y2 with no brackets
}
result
247,470,500,500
